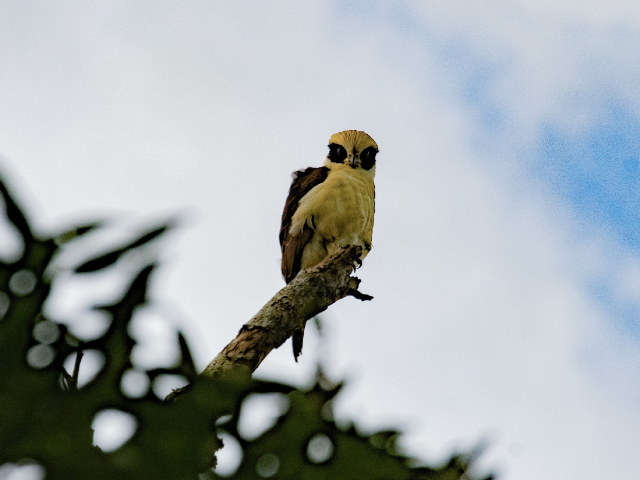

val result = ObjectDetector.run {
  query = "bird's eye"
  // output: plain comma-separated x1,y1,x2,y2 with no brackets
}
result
328,143,347,163
360,147,378,170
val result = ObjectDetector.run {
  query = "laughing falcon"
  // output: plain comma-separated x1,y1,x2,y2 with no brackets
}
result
279,130,378,361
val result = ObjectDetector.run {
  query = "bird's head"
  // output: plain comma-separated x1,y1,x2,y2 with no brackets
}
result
325,130,378,175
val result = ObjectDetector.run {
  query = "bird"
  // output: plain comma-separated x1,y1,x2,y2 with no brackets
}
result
279,130,378,361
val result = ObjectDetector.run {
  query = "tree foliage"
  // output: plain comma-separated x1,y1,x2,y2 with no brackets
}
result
0,173,492,479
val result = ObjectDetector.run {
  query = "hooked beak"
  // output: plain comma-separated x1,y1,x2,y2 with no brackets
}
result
348,154,356,168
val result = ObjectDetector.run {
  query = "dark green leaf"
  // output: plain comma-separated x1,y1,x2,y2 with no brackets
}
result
73,220,175,273
53,221,104,246
127,221,176,250
0,174,33,242
74,249,124,273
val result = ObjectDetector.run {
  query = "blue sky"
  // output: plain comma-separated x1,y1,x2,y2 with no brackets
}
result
1,2,640,479
423,11,640,342
539,105,640,248
538,105,640,338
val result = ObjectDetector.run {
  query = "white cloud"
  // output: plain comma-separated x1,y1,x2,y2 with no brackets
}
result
411,0,640,146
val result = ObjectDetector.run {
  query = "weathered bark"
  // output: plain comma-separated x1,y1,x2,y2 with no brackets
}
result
202,244,369,377
166,245,370,402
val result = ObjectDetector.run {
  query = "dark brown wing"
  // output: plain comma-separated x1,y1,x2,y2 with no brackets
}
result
280,166,329,284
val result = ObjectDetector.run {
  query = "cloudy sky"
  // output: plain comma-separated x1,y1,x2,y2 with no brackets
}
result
1,1,640,479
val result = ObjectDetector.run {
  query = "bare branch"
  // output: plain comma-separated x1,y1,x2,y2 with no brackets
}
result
166,245,371,401
202,244,370,377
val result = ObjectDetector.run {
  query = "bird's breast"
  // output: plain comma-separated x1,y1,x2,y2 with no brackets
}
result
290,165,375,264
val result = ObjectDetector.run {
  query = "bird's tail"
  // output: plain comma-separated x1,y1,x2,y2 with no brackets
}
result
292,327,304,362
